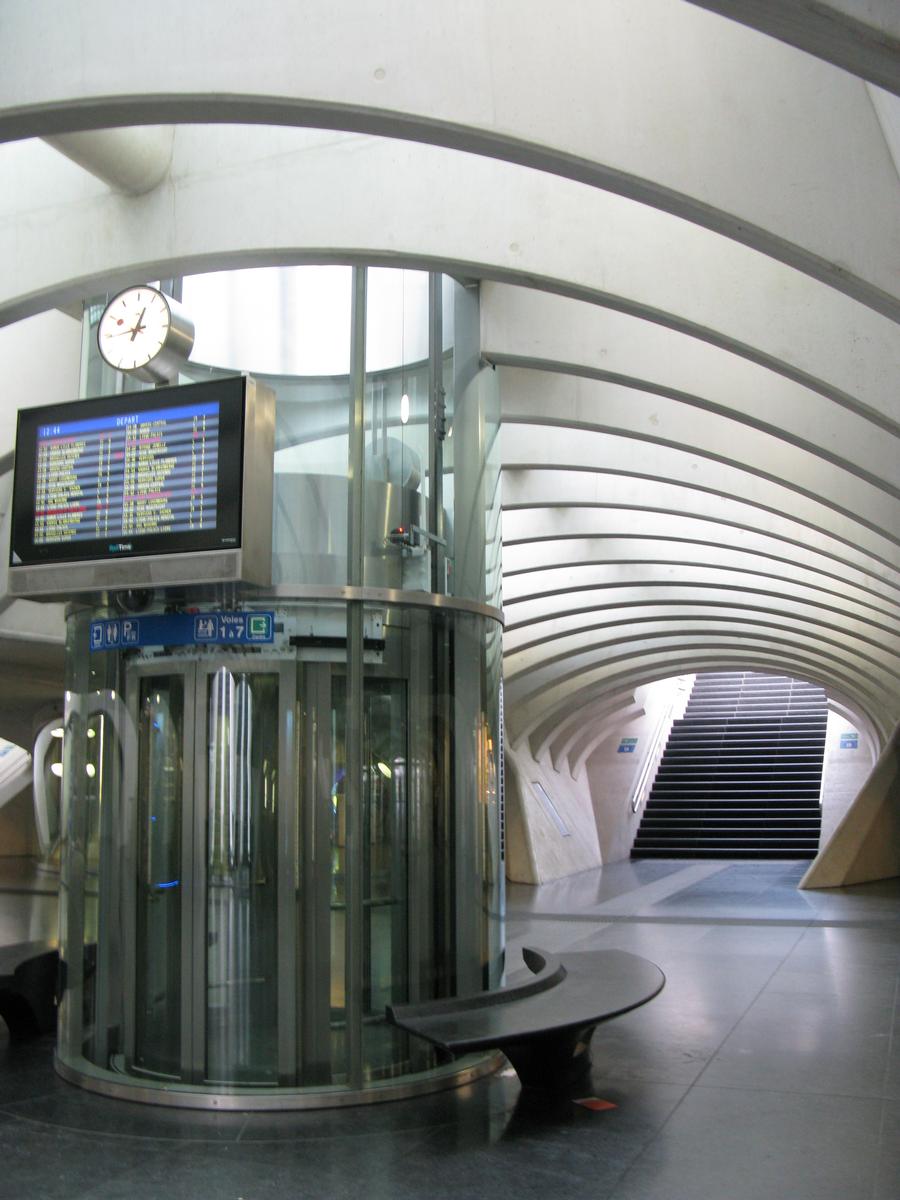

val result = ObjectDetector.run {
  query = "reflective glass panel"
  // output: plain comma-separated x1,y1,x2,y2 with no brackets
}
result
361,677,410,1078
133,677,184,1078
206,668,280,1083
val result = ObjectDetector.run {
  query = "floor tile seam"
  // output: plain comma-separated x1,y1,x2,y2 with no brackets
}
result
593,902,813,1199
871,1100,892,1200
687,920,809,1094
0,1108,249,1145
0,1105,475,1147
509,911,899,930
0,1089,71,1116
193,1118,468,1148
584,1075,703,1200
878,968,900,1106
873,969,900,1200
600,1055,782,1200
688,1078,897,1104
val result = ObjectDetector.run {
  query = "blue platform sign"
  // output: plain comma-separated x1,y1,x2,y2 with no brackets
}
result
89,611,275,652
618,737,638,754
839,731,859,750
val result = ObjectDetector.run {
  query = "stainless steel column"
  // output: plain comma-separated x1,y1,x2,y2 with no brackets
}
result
345,266,367,1088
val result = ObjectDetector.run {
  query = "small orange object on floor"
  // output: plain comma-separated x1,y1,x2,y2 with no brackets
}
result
573,1097,618,1111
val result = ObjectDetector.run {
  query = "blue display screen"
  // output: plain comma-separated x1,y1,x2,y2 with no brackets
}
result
33,399,220,546
10,377,246,567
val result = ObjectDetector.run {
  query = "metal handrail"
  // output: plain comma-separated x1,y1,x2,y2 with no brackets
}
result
630,675,694,813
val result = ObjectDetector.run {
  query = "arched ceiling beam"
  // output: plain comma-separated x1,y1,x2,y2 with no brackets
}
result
2,128,894,436
486,290,899,446
1,1,899,319
526,656,890,762
504,613,900,691
508,583,900,643
553,691,648,773
501,426,900,562
514,645,892,753
500,371,900,521
502,548,900,627
501,517,900,608
505,624,900,721
501,502,897,599
504,575,898,644
504,605,900,671
684,1,900,93
504,605,898,695
551,676,690,773
535,667,881,771
502,536,900,616
502,581,900,716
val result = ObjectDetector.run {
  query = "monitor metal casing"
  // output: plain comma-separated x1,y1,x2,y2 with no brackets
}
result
7,377,275,600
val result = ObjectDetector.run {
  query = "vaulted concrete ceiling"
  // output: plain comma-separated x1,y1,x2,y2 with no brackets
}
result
0,0,898,762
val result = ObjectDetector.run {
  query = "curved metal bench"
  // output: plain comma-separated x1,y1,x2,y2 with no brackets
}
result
0,941,59,1040
387,946,665,1089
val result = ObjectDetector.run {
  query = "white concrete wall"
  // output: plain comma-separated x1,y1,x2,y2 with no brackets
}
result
802,721,900,888
0,310,82,453
583,679,685,864
504,742,601,884
819,709,878,847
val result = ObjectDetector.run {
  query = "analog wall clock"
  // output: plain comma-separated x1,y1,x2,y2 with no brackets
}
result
97,285,194,383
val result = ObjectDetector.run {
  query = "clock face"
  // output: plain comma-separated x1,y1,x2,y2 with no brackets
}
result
97,286,172,371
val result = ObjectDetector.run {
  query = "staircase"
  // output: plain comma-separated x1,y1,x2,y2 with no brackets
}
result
631,671,826,859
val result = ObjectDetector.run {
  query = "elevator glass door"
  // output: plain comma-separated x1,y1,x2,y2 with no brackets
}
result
125,657,293,1086
297,664,413,1086
202,664,282,1084
123,651,417,1092
131,672,190,1079
361,677,409,1076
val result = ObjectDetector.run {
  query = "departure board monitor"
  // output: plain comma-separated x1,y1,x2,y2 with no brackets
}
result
8,376,275,596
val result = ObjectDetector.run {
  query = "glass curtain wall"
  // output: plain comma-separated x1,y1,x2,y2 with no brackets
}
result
56,266,503,1106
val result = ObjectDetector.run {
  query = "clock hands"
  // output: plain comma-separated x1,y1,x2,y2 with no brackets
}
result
103,309,149,340
130,307,147,341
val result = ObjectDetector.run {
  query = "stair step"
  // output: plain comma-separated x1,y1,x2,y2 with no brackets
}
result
646,802,820,811
651,784,821,792
658,764,823,773
670,728,826,737
633,836,820,849
632,670,826,862
640,815,820,826
631,847,818,860
672,717,827,727
686,702,823,706
664,745,826,754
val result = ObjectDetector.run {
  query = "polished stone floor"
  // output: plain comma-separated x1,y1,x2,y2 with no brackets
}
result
0,858,898,1199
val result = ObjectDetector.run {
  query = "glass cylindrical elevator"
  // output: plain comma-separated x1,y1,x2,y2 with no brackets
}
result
55,268,504,1107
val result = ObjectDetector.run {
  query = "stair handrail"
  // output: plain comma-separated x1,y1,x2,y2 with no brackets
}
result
631,674,695,813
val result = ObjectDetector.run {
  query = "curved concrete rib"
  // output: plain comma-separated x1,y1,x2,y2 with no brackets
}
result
2,1,898,318
44,127,174,195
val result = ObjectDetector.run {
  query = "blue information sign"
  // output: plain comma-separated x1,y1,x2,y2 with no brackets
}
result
89,611,275,652
618,737,638,754
839,732,859,749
